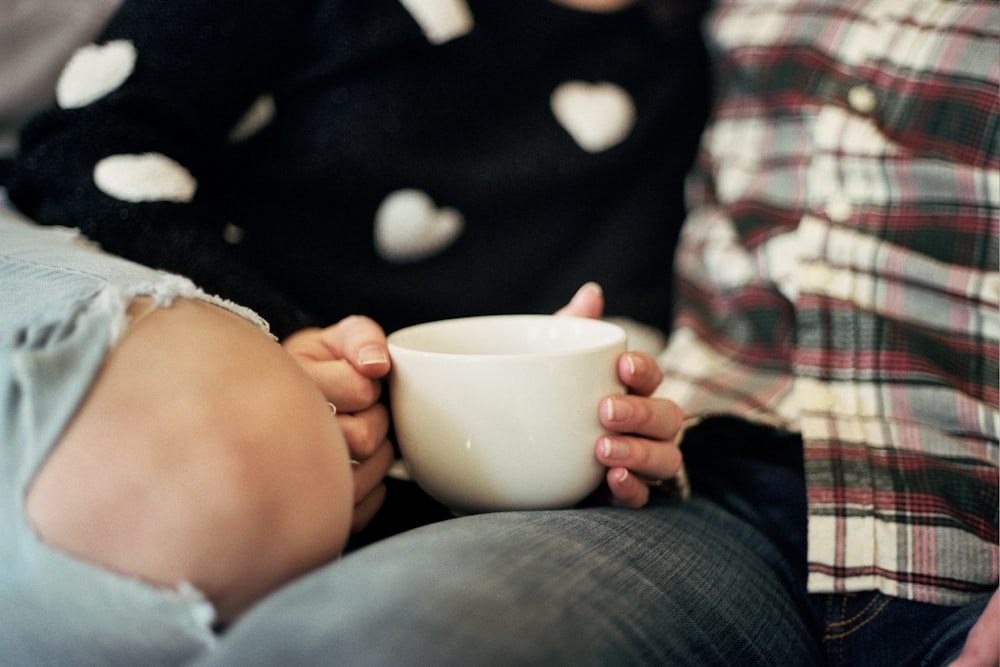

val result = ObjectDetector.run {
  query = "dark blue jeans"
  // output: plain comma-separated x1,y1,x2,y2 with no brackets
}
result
682,418,992,667
195,419,990,666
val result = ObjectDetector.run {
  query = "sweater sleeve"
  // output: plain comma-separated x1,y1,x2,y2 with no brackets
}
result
8,0,320,338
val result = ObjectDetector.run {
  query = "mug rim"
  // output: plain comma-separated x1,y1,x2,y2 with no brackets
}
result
386,314,627,360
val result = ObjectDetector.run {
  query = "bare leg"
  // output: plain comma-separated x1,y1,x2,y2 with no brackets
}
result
25,298,353,622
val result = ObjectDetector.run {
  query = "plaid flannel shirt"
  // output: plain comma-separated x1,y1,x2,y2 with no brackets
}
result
658,0,999,605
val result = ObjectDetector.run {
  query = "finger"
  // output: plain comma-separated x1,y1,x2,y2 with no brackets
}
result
338,404,390,460
618,352,663,397
327,315,390,377
290,316,390,379
554,282,604,319
281,326,325,356
600,395,684,442
596,434,684,483
302,358,383,414
606,468,650,509
282,319,388,412
351,483,387,533
352,438,395,504
950,590,999,667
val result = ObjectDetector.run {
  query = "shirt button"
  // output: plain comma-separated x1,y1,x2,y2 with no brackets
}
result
826,194,854,223
848,85,878,115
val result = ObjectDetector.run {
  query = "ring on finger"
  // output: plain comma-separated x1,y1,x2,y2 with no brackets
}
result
636,474,666,488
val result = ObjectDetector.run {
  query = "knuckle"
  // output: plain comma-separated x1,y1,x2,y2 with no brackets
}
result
629,438,653,467
637,398,658,424
282,327,319,347
339,314,384,336
346,420,380,458
338,314,369,328
347,374,382,407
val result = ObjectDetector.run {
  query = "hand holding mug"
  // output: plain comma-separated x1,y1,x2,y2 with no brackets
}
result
558,282,685,508
283,316,395,531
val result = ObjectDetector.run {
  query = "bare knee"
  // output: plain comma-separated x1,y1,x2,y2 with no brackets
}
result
25,298,354,621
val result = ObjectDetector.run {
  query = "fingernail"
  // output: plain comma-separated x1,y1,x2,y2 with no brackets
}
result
625,352,647,377
358,345,389,366
603,397,631,422
616,468,630,485
572,281,603,303
600,437,629,460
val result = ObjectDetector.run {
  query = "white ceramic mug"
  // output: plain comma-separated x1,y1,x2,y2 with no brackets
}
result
387,315,627,514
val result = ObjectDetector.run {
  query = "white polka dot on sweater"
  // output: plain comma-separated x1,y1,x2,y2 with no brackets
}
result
228,94,276,143
550,80,636,153
374,189,464,262
56,40,137,109
398,0,473,44
94,153,198,203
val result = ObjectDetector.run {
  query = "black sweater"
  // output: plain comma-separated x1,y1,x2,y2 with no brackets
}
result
10,0,708,339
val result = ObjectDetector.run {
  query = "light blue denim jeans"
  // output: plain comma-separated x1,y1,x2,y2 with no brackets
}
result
192,419,990,667
0,202,264,667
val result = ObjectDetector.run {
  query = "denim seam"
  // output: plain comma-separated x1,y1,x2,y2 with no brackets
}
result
825,592,886,628
823,595,893,641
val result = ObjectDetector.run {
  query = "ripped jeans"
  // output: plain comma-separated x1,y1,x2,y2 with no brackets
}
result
0,205,263,667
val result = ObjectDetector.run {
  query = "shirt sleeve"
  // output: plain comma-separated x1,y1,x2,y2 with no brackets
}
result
8,0,320,337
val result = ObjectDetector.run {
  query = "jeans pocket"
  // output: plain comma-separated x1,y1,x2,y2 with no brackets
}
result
815,591,979,667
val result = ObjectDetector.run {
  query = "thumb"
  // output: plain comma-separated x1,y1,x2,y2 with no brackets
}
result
555,282,604,320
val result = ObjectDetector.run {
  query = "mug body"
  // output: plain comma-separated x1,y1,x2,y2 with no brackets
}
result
388,315,627,514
